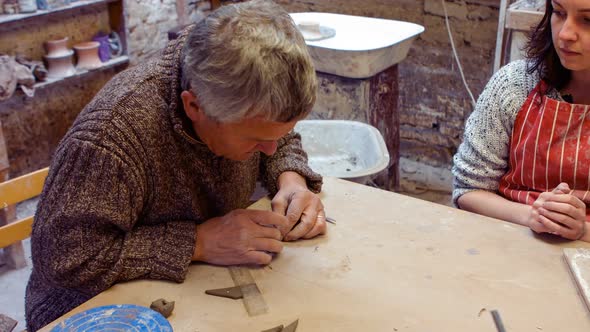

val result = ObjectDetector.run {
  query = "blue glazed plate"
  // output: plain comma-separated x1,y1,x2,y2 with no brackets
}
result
50,304,173,332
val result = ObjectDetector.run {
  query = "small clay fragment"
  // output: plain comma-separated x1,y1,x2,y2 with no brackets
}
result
261,324,284,332
205,286,243,299
150,298,175,318
283,319,299,332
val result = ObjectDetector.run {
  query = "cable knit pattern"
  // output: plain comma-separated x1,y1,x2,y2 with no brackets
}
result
25,28,322,331
452,60,562,205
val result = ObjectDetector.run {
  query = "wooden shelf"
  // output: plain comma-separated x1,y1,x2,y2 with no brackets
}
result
0,0,117,25
0,55,129,103
34,55,129,89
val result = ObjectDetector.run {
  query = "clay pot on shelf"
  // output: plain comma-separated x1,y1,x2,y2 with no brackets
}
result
73,41,102,69
45,37,70,57
44,50,75,78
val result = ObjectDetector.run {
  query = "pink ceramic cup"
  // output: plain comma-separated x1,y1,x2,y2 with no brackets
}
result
44,50,76,78
73,41,102,70
45,37,70,57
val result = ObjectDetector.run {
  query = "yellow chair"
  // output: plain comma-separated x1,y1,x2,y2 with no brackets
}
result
0,167,48,268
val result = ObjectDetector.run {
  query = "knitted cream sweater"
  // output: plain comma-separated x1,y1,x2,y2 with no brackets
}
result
452,60,563,205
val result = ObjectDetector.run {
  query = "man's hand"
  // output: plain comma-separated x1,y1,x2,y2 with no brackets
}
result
192,209,289,265
528,183,587,240
272,171,326,241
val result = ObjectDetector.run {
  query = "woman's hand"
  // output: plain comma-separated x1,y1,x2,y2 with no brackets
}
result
528,183,587,240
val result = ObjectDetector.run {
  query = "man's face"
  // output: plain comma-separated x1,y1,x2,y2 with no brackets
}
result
195,113,299,161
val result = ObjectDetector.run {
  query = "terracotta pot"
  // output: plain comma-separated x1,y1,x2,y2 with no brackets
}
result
44,50,75,78
73,41,102,69
45,37,70,57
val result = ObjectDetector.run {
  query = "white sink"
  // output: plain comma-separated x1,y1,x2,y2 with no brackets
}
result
290,12,425,79
295,120,390,184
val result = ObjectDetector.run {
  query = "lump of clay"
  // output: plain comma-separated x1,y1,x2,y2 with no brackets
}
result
150,298,175,318
205,286,243,300
261,325,284,332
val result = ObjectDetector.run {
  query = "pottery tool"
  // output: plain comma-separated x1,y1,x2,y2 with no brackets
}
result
228,266,268,316
563,248,590,313
491,310,506,332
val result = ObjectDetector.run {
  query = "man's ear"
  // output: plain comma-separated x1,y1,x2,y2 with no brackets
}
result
180,90,201,122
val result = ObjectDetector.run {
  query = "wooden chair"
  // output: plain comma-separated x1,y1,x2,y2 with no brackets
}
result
0,167,48,269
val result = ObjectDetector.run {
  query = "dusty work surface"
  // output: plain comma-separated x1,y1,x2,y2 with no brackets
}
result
41,178,590,331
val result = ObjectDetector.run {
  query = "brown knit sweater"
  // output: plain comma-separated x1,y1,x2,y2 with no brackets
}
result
25,30,322,331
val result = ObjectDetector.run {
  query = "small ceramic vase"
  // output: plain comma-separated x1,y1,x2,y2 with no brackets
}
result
36,0,48,10
18,0,37,12
44,50,75,78
45,37,70,57
73,41,102,69
92,33,110,62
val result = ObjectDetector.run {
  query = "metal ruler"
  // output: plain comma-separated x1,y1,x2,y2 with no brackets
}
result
228,266,268,316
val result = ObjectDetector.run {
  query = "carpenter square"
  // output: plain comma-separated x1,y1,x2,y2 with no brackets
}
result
228,266,269,316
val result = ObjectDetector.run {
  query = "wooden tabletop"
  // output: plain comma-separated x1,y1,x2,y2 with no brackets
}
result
41,177,590,331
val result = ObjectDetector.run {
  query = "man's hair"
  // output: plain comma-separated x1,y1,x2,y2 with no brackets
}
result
181,0,317,123
525,0,571,89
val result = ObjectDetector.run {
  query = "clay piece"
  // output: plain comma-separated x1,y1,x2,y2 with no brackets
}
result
260,319,298,332
73,41,102,70
149,298,175,318
204,286,243,300
261,325,283,332
0,314,18,332
297,21,336,41
283,319,299,332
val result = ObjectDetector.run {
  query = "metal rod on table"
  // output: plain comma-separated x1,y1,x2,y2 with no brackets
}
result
491,310,506,332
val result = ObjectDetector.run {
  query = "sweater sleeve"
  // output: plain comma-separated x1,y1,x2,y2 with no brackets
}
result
260,131,323,196
32,137,196,295
452,60,537,206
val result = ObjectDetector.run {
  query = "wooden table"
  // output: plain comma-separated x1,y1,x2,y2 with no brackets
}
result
41,177,590,331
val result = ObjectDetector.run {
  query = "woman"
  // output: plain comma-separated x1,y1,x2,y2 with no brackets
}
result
453,0,590,242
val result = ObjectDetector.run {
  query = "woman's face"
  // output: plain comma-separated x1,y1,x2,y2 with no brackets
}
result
551,0,590,73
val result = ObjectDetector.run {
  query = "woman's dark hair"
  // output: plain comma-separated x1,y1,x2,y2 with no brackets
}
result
525,0,571,89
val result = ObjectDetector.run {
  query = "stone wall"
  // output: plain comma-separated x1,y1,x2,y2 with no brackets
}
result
125,0,179,64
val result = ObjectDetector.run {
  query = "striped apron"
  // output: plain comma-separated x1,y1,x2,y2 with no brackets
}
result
498,81,590,216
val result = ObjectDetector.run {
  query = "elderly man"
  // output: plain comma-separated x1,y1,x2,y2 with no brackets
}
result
25,1,326,330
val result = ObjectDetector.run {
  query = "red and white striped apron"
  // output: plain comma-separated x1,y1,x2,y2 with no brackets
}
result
498,81,590,216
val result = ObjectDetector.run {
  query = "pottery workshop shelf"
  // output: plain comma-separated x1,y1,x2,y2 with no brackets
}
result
0,0,118,25
34,55,128,89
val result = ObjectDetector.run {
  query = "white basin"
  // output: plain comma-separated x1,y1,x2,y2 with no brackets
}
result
290,12,425,79
295,120,390,184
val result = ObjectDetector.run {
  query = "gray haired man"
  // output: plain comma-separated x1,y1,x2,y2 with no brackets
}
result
26,1,326,330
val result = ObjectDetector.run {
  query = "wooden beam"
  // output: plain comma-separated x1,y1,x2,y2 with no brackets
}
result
506,7,544,31
493,0,509,73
